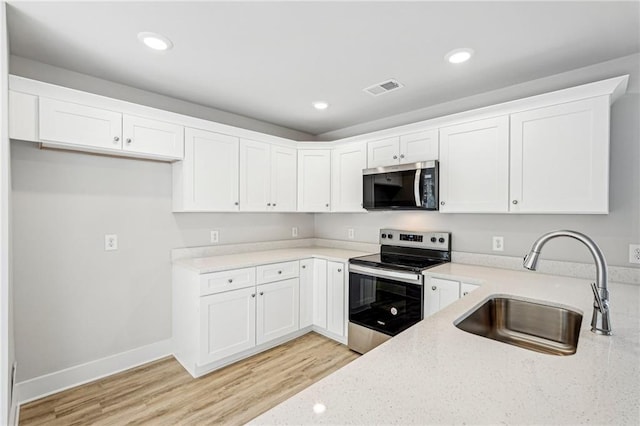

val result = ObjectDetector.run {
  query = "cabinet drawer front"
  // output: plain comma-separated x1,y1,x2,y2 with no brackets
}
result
200,267,256,296
39,97,122,150
256,261,299,284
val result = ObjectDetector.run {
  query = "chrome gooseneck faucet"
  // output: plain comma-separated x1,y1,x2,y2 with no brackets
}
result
523,230,612,335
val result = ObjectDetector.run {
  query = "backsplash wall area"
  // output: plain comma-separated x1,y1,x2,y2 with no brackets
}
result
10,141,314,382
315,93,640,268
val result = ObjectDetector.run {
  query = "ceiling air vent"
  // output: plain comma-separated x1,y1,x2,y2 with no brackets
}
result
364,79,404,96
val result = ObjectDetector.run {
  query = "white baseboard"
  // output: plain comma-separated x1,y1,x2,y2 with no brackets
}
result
14,339,172,405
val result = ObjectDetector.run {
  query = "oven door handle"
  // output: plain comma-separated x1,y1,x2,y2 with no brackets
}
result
414,169,421,207
349,264,423,285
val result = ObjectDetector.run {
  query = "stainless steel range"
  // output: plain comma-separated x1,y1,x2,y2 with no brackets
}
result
348,229,451,354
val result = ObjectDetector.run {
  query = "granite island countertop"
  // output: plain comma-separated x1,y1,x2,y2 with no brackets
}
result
251,262,640,425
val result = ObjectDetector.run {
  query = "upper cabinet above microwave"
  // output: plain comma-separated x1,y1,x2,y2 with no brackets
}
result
367,129,438,168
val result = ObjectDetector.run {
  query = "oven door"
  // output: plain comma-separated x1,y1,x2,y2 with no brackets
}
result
348,264,424,337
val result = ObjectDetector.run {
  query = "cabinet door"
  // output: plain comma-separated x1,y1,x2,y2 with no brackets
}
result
180,128,239,211
509,97,610,213
297,149,331,212
39,97,122,150
400,130,439,162
256,279,300,345
460,282,480,297
426,277,460,317
299,259,314,328
270,145,297,211
439,116,509,213
367,137,399,167
239,139,271,211
122,115,184,159
327,261,346,337
199,287,256,365
312,258,328,329
331,144,367,212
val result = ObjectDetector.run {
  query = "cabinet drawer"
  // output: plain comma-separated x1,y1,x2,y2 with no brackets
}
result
199,267,256,296
256,261,299,284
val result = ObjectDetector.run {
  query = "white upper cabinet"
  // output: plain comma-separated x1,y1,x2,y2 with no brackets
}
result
509,97,610,213
331,143,367,212
9,91,38,141
298,149,331,212
122,115,184,159
39,97,122,151
240,140,297,212
367,129,438,168
173,128,239,212
270,145,297,212
400,130,439,163
240,139,271,211
367,137,399,168
439,116,510,213
38,97,184,161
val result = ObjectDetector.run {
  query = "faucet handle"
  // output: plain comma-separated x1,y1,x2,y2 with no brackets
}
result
590,282,607,313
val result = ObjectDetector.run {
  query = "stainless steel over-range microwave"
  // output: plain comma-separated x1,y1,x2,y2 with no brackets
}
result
362,160,439,210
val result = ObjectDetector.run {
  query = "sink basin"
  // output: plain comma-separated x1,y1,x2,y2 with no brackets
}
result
454,295,583,356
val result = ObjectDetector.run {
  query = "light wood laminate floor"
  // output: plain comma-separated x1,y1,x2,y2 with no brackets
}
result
19,332,359,425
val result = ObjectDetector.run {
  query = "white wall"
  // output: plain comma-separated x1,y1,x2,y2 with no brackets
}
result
11,141,314,382
315,56,640,268
0,1,15,423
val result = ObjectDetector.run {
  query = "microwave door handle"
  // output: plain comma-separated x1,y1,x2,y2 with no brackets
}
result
414,169,421,207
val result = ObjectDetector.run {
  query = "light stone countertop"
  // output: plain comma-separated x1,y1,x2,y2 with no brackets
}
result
251,262,640,425
172,247,374,274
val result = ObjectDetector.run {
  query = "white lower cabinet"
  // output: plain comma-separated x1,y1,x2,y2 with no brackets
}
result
326,261,346,337
299,259,314,328
256,279,300,345
426,277,460,317
461,282,480,297
310,259,347,342
425,276,483,317
199,286,256,365
173,261,302,378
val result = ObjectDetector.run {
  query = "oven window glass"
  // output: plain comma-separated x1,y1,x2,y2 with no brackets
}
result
349,272,423,336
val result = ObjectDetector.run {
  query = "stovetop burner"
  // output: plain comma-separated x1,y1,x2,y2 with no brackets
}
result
349,229,451,273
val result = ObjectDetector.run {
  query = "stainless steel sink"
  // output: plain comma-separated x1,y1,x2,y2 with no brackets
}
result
454,296,583,356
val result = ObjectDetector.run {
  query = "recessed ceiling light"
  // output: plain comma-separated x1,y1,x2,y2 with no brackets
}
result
445,48,474,64
137,32,173,51
312,101,329,110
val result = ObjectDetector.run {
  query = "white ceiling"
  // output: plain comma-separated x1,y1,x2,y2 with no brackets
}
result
7,1,640,136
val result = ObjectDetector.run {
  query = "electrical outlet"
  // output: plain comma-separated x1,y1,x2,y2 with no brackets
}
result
348,228,355,240
210,230,219,244
629,244,640,264
492,236,504,252
105,234,118,251
292,227,298,237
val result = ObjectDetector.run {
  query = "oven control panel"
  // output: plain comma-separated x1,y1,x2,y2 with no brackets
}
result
379,229,450,251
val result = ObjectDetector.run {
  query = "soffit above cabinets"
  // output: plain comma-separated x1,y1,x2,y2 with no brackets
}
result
6,1,639,136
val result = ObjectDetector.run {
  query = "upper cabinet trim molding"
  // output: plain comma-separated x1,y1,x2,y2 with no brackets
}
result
329,75,629,146
9,75,298,148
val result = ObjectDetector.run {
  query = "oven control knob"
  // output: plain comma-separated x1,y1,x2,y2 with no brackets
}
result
387,234,393,239
381,233,387,239
390,307,398,316
438,237,445,243
430,237,437,243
